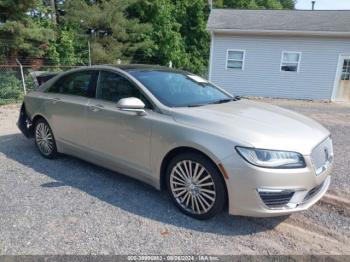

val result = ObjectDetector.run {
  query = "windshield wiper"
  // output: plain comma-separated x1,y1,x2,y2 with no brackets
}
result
186,96,241,107
209,98,235,104
187,103,206,107
210,96,241,104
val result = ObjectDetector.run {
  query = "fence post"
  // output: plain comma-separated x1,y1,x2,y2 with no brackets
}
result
16,59,27,95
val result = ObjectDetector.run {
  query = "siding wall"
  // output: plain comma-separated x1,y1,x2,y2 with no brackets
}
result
210,34,350,100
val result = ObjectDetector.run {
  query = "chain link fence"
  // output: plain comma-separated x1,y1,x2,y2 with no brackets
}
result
0,64,79,105
0,61,208,105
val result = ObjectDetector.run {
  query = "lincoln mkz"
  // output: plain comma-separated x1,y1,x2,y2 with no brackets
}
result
18,65,334,219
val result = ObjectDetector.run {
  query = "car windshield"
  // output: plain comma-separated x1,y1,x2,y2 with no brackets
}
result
128,70,232,107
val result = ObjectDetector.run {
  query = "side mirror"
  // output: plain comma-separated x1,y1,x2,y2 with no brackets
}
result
116,97,146,115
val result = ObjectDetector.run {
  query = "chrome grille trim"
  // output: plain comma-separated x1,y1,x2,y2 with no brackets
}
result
311,137,334,176
258,176,330,211
258,189,295,208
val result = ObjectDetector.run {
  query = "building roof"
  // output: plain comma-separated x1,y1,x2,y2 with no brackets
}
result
207,9,350,36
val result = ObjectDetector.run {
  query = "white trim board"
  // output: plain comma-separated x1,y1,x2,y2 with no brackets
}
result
331,54,350,101
207,29,350,38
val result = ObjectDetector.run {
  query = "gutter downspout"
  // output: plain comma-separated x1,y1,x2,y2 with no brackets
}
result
208,31,214,82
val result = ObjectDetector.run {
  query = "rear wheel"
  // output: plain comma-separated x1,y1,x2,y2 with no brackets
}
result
34,119,57,159
166,152,226,220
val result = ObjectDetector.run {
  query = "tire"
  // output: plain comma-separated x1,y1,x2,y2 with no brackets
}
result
34,118,57,159
166,152,226,220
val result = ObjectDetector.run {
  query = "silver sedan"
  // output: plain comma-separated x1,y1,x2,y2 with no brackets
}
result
18,65,334,219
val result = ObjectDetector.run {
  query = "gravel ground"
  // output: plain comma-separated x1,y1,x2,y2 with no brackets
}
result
0,101,349,255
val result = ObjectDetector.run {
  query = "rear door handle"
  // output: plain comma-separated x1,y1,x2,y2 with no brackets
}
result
50,98,61,104
89,104,104,112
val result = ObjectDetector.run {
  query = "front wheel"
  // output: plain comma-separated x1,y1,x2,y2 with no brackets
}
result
166,152,226,220
34,119,57,159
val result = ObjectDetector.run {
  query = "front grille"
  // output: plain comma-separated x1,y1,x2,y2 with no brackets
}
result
303,181,324,202
311,137,333,175
259,191,295,208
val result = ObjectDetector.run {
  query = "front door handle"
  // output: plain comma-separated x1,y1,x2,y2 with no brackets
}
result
50,98,61,104
89,104,104,112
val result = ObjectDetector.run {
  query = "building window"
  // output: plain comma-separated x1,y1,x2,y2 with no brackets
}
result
281,51,301,72
226,50,245,70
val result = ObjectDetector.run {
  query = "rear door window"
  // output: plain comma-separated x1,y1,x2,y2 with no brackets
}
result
48,71,96,97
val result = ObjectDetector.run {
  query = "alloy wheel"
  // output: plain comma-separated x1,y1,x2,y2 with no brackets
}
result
35,122,54,156
169,160,216,215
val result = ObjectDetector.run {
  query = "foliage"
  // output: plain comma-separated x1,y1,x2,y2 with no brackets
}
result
25,73,36,93
62,0,153,64
128,0,187,67
128,0,210,75
0,0,296,103
173,0,210,74
0,71,23,104
50,28,86,65
1,0,296,67
279,0,296,9
0,0,56,61
214,0,295,9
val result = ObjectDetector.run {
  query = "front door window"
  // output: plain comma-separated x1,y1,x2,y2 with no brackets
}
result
96,71,152,108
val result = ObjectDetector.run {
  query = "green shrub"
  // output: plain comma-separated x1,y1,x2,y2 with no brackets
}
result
25,74,36,93
0,72,23,105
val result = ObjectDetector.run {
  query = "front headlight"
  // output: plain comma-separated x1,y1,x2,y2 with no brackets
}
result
236,147,306,169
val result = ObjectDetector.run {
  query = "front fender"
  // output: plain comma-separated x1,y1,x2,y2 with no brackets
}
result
150,118,236,189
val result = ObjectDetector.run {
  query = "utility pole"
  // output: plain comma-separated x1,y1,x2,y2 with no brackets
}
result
88,40,92,67
50,0,57,24
311,1,316,10
86,27,95,67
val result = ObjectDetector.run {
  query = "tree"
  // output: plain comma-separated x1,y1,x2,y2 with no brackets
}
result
0,0,56,63
214,0,294,9
279,0,295,9
0,0,295,68
128,0,186,66
129,0,210,74
62,0,153,64
173,0,210,74
221,0,261,8
257,0,283,9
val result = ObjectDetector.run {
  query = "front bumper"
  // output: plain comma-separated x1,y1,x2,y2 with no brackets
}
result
221,153,333,217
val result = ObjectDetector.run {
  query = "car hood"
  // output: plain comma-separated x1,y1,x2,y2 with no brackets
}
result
171,99,330,155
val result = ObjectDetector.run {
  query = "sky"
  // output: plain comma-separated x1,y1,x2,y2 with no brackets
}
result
296,0,350,10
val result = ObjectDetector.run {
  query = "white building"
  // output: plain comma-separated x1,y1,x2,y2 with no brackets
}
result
207,9,350,101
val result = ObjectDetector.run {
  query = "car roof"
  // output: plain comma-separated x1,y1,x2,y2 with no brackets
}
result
106,64,188,74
